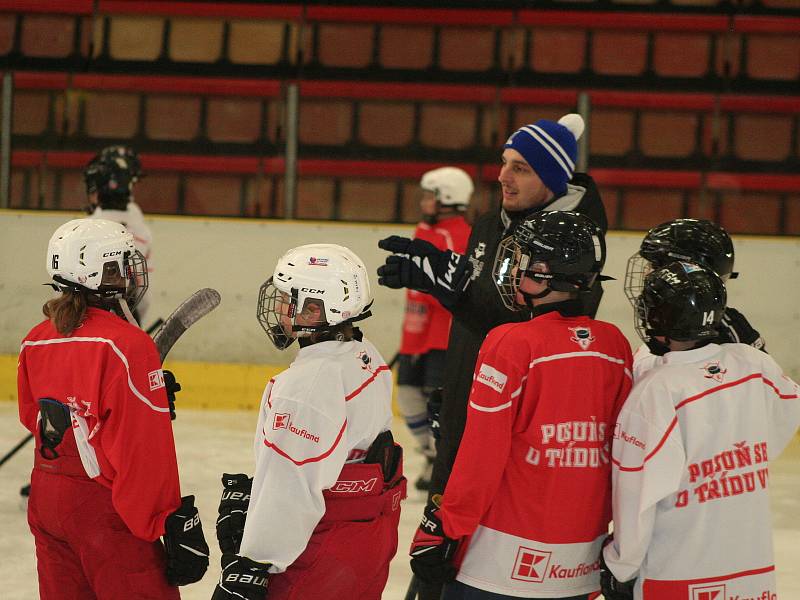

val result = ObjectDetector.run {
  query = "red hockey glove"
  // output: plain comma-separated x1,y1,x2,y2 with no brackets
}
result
211,554,270,600
409,496,459,585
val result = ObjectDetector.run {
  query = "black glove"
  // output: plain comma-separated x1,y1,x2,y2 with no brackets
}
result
162,369,181,421
211,553,270,600
163,495,210,586
409,496,459,585
599,546,635,600
427,387,444,441
216,473,253,555
377,236,472,307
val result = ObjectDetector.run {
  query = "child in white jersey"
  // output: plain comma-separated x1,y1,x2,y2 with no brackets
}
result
602,261,799,600
211,244,406,600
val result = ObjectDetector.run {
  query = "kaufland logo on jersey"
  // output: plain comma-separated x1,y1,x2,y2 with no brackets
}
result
273,413,290,430
148,369,165,391
476,363,507,394
272,413,320,443
511,547,551,583
689,583,726,600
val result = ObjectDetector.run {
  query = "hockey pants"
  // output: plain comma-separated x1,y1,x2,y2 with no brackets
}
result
28,468,179,600
268,454,407,600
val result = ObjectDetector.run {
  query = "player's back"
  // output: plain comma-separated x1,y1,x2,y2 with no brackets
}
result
630,343,799,594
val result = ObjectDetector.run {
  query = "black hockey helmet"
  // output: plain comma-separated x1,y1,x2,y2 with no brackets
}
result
84,154,134,211
97,145,143,182
625,218,736,307
636,261,727,346
494,210,606,310
641,219,736,279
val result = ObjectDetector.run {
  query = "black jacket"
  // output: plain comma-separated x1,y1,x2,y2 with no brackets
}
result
429,172,608,497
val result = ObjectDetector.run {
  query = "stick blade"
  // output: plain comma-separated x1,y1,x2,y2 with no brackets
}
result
154,288,221,362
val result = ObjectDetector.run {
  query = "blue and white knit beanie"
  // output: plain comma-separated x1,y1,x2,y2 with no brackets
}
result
503,113,585,197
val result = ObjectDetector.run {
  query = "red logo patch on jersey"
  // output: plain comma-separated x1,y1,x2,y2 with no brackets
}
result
511,547,551,583
689,583,726,600
701,361,727,382
569,326,595,350
273,413,291,430
148,369,165,391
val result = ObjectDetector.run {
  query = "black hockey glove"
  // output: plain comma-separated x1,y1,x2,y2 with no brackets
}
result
163,370,181,421
599,547,635,600
427,387,444,441
409,496,459,585
216,473,253,555
377,236,472,308
163,495,210,586
211,554,270,600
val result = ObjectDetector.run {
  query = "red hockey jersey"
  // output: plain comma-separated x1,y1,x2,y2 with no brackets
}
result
17,307,181,541
400,216,471,355
440,310,633,597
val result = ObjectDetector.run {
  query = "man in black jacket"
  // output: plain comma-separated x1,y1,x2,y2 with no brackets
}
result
378,113,608,599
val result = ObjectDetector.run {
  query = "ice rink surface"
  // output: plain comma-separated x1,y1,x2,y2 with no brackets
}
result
1,403,799,599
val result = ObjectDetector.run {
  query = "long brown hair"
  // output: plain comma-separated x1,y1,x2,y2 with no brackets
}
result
43,291,89,335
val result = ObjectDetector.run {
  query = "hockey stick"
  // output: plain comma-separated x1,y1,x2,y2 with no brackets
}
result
153,288,221,363
145,318,164,336
0,433,33,469
403,574,419,600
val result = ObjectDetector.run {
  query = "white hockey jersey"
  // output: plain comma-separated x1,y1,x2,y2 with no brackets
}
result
604,343,800,599
239,337,393,573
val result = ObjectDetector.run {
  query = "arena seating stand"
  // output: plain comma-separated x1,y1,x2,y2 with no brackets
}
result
2,0,799,234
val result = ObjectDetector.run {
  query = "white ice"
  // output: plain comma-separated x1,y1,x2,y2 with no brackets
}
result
1,404,798,599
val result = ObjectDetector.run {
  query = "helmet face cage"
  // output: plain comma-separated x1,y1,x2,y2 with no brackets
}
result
493,235,529,311
257,278,296,350
624,253,653,308
124,249,148,308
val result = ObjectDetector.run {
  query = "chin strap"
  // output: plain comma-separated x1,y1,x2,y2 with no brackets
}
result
118,298,140,327
519,285,552,311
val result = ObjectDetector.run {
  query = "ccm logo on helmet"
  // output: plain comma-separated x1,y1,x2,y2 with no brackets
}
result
301,287,325,294
102,251,123,258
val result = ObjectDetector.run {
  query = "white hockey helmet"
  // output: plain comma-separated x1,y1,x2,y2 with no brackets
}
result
420,167,473,208
257,243,373,349
46,218,148,308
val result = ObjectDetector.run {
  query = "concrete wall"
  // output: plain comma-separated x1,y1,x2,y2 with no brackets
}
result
2,210,799,380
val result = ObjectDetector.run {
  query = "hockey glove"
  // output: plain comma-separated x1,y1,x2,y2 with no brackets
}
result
163,370,181,421
427,387,444,441
409,496,459,585
377,236,472,308
163,495,210,586
211,554,270,600
216,473,253,555
599,547,635,600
